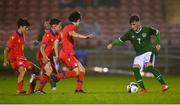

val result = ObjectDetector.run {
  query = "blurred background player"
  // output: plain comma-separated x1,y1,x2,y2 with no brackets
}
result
33,17,50,46
3,18,38,94
35,18,62,94
54,11,95,93
107,15,168,93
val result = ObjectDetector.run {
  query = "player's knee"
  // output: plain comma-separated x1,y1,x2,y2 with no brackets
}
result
133,64,141,69
145,62,153,68
27,65,34,71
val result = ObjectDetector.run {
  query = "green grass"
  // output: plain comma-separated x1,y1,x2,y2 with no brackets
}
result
0,74,180,104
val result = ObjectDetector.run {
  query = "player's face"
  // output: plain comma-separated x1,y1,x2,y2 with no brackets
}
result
21,26,29,34
130,21,140,32
76,19,81,26
54,23,62,32
44,21,50,29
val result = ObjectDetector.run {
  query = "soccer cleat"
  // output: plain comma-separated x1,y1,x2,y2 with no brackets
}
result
16,90,26,94
139,88,148,94
75,89,86,94
162,84,169,92
35,90,46,94
51,87,57,91
29,74,36,83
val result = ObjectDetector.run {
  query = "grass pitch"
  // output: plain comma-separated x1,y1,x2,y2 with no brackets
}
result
0,73,180,104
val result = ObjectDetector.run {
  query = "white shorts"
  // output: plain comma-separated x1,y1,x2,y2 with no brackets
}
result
133,52,155,71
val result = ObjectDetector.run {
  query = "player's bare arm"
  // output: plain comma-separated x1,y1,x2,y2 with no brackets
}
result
54,39,59,60
3,47,10,67
40,43,49,64
69,31,95,39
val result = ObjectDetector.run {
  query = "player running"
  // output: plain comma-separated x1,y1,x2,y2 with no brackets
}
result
35,18,62,94
107,15,168,93
54,11,95,93
32,17,59,91
3,18,38,94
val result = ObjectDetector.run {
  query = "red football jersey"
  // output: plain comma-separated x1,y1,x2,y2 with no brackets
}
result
41,29,59,57
6,31,25,60
60,24,78,58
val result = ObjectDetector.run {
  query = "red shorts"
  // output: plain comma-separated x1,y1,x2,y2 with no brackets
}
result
36,52,45,68
60,54,78,70
10,56,32,71
36,52,54,74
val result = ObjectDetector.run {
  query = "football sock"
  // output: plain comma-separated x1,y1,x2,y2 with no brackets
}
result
146,66,166,84
17,80,24,92
37,75,48,91
133,68,145,89
76,71,85,90
55,70,77,79
27,79,36,93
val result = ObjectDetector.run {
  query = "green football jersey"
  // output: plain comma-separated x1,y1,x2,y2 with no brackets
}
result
118,26,159,55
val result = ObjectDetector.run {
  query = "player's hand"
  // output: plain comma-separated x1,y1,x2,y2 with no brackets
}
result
3,60,9,67
107,43,113,49
155,44,161,51
42,57,50,64
86,34,95,39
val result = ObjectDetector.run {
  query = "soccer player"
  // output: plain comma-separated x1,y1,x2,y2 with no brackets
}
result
54,11,95,93
3,18,37,94
35,18,62,94
32,17,59,90
107,15,168,93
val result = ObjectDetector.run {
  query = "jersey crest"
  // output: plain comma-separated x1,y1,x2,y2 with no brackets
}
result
142,33,147,38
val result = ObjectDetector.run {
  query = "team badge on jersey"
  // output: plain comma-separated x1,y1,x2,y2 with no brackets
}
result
142,33,147,38
131,35,135,38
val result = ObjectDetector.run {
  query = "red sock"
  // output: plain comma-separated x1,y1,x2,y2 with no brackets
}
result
76,72,85,90
17,80,24,92
55,70,77,79
37,75,48,91
36,75,44,81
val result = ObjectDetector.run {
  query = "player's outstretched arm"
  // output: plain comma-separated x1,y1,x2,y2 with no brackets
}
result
107,43,113,49
69,31,95,39
3,47,10,67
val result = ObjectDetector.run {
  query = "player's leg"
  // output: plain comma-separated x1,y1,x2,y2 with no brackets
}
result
145,62,168,92
26,64,39,94
17,66,26,94
55,57,78,79
75,61,86,93
36,62,53,94
132,55,147,93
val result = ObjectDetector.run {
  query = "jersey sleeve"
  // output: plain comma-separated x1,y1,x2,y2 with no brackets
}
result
112,31,130,46
148,26,160,44
41,33,50,45
6,35,16,49
148,26,158,35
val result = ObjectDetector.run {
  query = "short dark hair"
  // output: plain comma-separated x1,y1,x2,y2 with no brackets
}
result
68,11,81,22
17,18,30,28
129,15,140,24
49,18,61,26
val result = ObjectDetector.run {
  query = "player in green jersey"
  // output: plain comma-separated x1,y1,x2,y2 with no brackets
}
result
107,15,168,93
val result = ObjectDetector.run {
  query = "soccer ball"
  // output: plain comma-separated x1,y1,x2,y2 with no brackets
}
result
127,82,138,93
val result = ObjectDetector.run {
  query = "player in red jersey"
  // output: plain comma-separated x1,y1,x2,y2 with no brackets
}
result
3,18,38,94
35,18,62,94
54,11,95,93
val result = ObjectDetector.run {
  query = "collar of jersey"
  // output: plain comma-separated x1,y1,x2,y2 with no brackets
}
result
50,29,56,36
16,30,23,37
135,26,142,33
